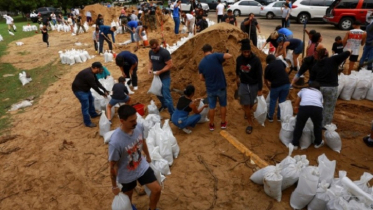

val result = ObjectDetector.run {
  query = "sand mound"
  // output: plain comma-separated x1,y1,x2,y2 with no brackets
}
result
82,4,124,25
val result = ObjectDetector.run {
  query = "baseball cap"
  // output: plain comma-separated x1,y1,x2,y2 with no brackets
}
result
92,62,103,69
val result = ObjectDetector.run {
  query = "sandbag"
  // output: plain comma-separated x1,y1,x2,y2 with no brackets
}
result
8,100,33,111
112,192,131,210
197,100,209,123
104,130,115,144
300,119,313,150
353,172,373,194
19,71,32,86
340,75,357,100
147,75,163,96
277,55,289,68
317,154,336,185
279,144,295,169
326,185,351,210
279,116,296,146
74,54,83,63
279,100,293,123
162,119,180,158
250,165,276,185
144,163,163,196
324,124,342,153
352,75,371,100
337,74,345,98
154,123,173,166
341,176,373,206
263,165,283,202
294,154,310,167
147,100,160,115
307,180,330,210
281,161,303,190
365,77,373,101
151,146,171,175
99,111,111,136
254,95,267,126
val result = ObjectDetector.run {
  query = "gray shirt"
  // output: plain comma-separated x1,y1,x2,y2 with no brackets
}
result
149,47,172,80
108,124,149,184
130,13,138,21
282,8,290,18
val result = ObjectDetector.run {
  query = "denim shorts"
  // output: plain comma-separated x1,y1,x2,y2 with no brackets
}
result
109,96,130,106
207,88,227,109
293,41,304,54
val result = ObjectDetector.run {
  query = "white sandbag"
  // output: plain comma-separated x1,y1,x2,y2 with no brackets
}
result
74,54,83,63
281,161,303,190
353,172,373,194
365,77,373,101
13,25,16,31
104,51,109,62
151,146,171,175
254,95,267,126
290,166,320,209
294,154,310,167
9,31,14,36
341,176,373,205
197,100,209,123
19,71,31,86
147,75,163,96
8,100,33,111
250,165,276,185
326,185,351,210
324,124,342,153
266,91,270,110
340,75,357,100
79,52,87,62
124,79,134,95
154,123,173,166
107,51,114,62
147,100,160,115
264,165,283,202
104,130,115,144
144,163,163,196
0,34,3,41
279,144,295,169
144,114,161,138
337,74,346,98
277,55,289,68
300,119,313,150
307,180,330,210
352,74,371,100
279,116,296,146
111,192,131,210
99,111,110,136
279,100,293,123
162,119,180,158
317,154,336,185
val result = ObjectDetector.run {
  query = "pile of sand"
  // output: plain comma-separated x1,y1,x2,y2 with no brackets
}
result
81,4,124,25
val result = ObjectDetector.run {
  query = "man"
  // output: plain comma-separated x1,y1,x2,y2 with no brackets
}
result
216,0,225,23
359,18,373,71
222,9,237,26
143,4,150,27
342,20,366,74
285,0,292,27
3,14,16,32
198,44,233,131
72,62,109,127
148,3,157,31
171,0,181,35
196,14,208,33
95,66,111,80
50,12,57,25
109,105,161,210
241,13,261,47
181,11,195,34
148,39,175,116
99,25,116,54
130,10,138,21
75,14,87,35
116,51,139,90
127,20,138,43
119,11,128,33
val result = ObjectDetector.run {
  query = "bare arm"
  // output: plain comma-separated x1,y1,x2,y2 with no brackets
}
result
110,161,120,195
190,100,207,114
119,66,126,77
264,79,270,90
361,33,367,46
294,96,301,114
199,73,205,81
158,59,173,74
223,53,233,60
342,32,349,47
148,59,153,74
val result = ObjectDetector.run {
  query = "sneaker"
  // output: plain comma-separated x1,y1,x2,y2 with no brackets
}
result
134,86,138,90
86,123,97,128
267,113,273,122
209,123,215,131
158,106,166,112
314,140,325,149
363,136,373,147
182,128,192,134
221,121,227,129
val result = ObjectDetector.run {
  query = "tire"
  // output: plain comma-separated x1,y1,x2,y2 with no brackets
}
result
233,9,240,17
266,12,274,19
297,13,310,24
339,17,353,30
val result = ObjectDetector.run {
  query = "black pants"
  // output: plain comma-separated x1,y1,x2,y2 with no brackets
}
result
99,34,113,54
43,35,49,46
124,67,138,87
217,15,223,23
282,18,287,28
292,106,323,147
93,40,98,51
250,33,257,47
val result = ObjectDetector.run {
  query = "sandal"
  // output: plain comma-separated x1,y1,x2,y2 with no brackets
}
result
246,126,253,134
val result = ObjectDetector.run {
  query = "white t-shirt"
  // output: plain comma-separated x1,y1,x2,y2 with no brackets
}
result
86,11,92,17
298,88,323,108
343,29,365,55
75,9,80,15
186,13,194,21
4,15,13,24
216,3,224,15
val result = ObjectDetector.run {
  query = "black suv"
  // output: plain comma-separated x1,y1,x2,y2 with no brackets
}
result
30,7,62,23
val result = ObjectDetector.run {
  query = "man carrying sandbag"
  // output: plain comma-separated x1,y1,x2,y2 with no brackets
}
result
148,39,175,117
109,105,161,210
72,62,109,127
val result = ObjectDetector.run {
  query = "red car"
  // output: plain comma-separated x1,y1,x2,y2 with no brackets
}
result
323,0,372,30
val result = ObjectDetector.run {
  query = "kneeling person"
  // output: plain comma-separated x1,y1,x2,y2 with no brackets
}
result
106,77,131,121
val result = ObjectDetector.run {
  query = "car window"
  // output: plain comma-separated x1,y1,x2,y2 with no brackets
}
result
362,0,373,8
181,0,190,3
273,2,283,7
324,0,334,6
309,0,325,6
248,1,259,5
39,8,47,12
300,0,310,5
335,0,359,8
239,1,249,5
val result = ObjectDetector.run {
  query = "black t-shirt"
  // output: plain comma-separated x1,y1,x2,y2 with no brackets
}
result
72,68,107,95
96,18,104,26
197,19,208,32
332,42,344,54
236,53,263,90
264,60,290,88
241,18,258,35
299,56,318,79
266,36,278,48
77,16,83,24
143,6,149,13
111,83,129,100
149,48,172,80
286,38,302,50
149,6,156,15
222,14,236,25
176,96,192,112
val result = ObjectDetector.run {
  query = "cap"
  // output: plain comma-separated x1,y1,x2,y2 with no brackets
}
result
277,36,285,43
92,62,103,69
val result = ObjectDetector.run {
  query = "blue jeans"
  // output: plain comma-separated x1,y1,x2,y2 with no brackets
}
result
173,17,180,34
268,84,290,119
74,91,99,126
52,19,56,25
207,88,227,109
359,44,373,70
157,77,175,115
171,109,201,129
128,25,135,42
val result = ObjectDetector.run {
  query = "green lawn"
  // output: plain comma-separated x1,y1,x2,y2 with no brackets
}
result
0,16,62,135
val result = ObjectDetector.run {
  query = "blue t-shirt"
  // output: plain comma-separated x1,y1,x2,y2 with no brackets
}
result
95,66,110,79
127,20,138,29
198,53,226,93
278,28,293,37
172,6,180,18
108,124,149,184
117,51,138,71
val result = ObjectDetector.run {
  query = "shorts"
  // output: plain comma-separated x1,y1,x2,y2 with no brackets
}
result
238,83,258,106
207,88,227,109
293,41,304,55
121,167,157,192
109,96,130,106
349,55,358,62
134,33,141,42
86,17,92,22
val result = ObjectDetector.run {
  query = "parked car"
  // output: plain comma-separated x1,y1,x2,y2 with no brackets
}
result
289,0,335,24
227,0,262,16
30,7,62,23
259,1,287,19
224,0,237,4
324,0,372,30
180,0,210,12
199,0,226,10
256,0,283,6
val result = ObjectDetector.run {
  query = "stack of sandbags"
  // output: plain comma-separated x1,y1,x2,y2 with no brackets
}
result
340,70,373,101
166,33,194,54
22,25,38,32
59,49,92,65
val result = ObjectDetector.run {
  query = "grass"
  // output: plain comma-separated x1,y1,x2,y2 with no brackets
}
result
0,16,62,135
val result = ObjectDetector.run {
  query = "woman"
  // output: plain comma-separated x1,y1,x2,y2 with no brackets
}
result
67,14,73,32
57,14,63,24
264,54,290,122
96,14,104,29
171,85,208,134
306,32,324,57
276,36,304,73
41,25,49,47
261,31,280,54
312,48,351,128
291,82,324,149
281,3,290,28
134,21,145,51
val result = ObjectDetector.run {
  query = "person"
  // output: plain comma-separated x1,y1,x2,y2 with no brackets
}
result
75,14,87,35
261,31,281,51
181,11,195,34
275,25,293,39
86,10,92,24
98,25,116,55
72,62,109,127
138,9,143,20
235,39,262,134
130,10,138,21
363,121,373,147
196,14,208,33
135,21,146,51
216,0,225,23
67,14,73,32
241,13,261,47
343,20,367,75
359,20,373,71
71,8,76,25
106,77,131,121
149,3,157,31
332,36,344,55
41,25,49,47
127,20,138,43
312,49,351,128
93,28,99,53
195,7,204,23
148,39,175,117
3,14,15,32
306,32,323,57
222,9,237,26
281,3,290,28
116,51,139,90
143,4,150,27
96,14,104,29
171,0,181,35
109,105,161,210
291,82,324,149
57,14,63,24
285,0,292,27
171,85,208,134
50,12,57,25
305,29,316,47
119,11,128,34
95,66,111,80
264,54,290,122
276,37,304,72
199,44,233,131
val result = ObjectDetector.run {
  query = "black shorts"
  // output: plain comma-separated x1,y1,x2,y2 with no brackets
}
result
349,55,358,62
121,167,157,192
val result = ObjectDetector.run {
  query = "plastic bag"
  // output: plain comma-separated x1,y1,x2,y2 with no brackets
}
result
279,116,296,146
111,192,131,210
263,165,283,202
307,180,330,210
19,71,32,86
340,75,357,100
324,124,342,153
197,100,209,123
341,176,373,205
279,100,293,123
317,154,336,185
104,130,115,144
254,95,267,126
162,119,180,158
99,111,111,137
353,172,373,194
250,165,276,185
148,100,160,115
147,75,163,96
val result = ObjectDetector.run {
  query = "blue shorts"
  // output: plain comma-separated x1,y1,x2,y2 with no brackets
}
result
293,41,304,54
109,96,130,106
207,88,227,109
